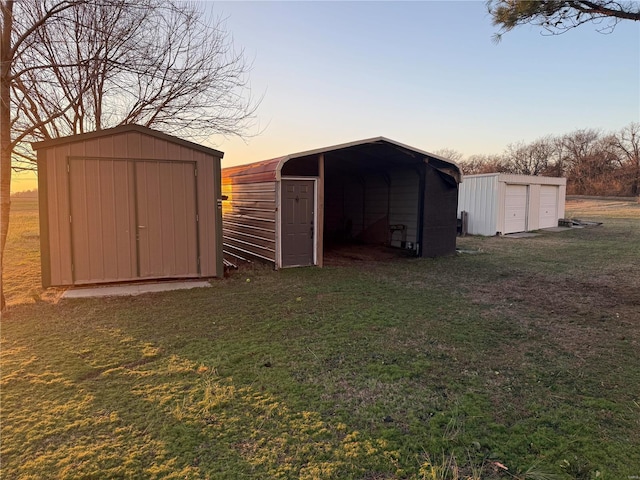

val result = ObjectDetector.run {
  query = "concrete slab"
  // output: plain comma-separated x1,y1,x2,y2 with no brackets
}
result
541,226,573,232
503,232,541,238
62,281,211,299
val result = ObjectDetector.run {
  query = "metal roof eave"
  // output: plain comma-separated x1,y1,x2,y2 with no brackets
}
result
31,124,224,158
274,136,461,182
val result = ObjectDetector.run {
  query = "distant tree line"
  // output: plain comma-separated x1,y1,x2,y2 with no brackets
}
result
11,189,37,198
438,123,640,197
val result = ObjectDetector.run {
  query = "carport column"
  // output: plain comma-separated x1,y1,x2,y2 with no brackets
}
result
317,153,325,267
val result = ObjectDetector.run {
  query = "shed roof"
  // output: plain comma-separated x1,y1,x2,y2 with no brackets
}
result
31,124,224,158
223,137,461,184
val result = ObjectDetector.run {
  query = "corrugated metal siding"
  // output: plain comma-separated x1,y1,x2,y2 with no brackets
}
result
68,158,137,284
343,178,365,237
323,175,363,242
457,174,499,235
422,166,458,257
221,180,277,263
43,144,73,285
388,168,419,247
360,174,389,243
135,161,199,278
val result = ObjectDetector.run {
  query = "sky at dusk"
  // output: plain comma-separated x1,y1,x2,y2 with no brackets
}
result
11,0,640,192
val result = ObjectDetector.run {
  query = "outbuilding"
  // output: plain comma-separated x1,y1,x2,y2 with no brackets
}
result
221,137,461,268
34,125,224,287
457,173,566,236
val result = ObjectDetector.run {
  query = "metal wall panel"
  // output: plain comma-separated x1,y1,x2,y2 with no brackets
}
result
135,161,198,278
422,166,459,257
68,158,136,284
359,174,389,244
388,168,419,247
221,180,277,263
342,178,365,238
457,174,499,235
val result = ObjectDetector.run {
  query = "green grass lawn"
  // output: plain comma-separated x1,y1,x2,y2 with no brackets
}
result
2,197,639,479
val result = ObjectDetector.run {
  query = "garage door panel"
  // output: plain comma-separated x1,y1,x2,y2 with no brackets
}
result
539,185,558,229
504,184,528,234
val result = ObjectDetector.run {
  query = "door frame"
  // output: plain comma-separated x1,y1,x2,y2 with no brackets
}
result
276,177,318,269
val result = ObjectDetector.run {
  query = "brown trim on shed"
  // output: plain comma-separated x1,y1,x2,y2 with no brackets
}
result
32,124,224,159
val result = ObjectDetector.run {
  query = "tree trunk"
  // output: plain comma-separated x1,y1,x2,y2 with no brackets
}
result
1,0,14,311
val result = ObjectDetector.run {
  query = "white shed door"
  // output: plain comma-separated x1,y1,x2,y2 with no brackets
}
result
539,185,559,229
504,184,528,234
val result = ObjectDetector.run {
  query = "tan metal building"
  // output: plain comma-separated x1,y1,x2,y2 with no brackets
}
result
221,137,462,269
34,125,224,287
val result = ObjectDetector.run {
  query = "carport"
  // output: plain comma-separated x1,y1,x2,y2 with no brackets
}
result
222,137,461,269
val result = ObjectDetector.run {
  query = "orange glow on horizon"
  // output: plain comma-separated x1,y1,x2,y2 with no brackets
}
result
10,170,38,193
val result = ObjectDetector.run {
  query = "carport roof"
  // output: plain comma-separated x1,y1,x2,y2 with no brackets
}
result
222,136,462,183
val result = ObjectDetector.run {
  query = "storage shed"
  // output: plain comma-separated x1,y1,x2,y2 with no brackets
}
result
458,173,567,236
221,137,462,268
34,125,224,287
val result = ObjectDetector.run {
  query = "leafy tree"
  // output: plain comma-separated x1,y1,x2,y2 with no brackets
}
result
488,0,640,41
1,0,259,310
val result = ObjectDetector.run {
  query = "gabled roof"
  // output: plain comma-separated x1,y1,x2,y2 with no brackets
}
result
223,136,461,184
31,124,224,158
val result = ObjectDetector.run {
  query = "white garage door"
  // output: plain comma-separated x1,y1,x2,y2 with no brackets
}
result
504,184,528,234
539,185,559,229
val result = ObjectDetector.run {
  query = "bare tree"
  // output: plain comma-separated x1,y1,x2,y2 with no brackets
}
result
458,153,511,175
503,137,556,176
612,123,640,196
1,0,259,310
433,148,464,164
561,129,621,195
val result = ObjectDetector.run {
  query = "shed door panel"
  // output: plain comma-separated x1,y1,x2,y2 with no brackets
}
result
136,161,199,278
504,184,528,234
69,159,136,284
281,180,315,267
538,185,558,229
